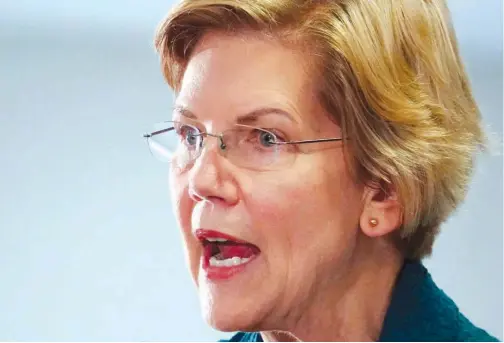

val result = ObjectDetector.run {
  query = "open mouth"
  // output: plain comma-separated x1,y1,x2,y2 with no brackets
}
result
196,229,261,269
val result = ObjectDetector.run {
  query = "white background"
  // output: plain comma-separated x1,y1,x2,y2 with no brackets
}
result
0,0,502,341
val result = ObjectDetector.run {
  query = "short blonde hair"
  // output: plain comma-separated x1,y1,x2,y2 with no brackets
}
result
154,0,486,260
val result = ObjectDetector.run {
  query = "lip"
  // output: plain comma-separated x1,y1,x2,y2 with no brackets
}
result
194,228,252,244
195,229,261,281
203,254,260,281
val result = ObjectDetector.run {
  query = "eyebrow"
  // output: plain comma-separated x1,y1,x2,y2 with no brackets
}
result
172,105,197,119
172,105,298,124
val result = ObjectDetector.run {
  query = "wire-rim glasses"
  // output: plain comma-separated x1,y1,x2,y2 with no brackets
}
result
143,121,343,171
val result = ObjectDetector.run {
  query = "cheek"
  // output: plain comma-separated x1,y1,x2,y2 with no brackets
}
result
243,175,326,254
170,171,201,283
244,166,361,266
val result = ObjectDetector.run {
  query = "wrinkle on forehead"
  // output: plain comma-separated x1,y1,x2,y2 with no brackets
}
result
177,31,336,136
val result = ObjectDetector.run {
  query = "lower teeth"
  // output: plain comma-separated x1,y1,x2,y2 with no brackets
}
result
209,255,252,267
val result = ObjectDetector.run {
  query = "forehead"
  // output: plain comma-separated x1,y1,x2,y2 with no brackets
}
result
176,32,323,128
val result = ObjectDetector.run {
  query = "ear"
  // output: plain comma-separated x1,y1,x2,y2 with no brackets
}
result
360,182,403,238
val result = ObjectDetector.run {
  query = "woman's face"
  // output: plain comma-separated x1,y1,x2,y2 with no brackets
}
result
169,32,365,331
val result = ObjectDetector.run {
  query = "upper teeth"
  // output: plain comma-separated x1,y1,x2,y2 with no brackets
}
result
206,238,228,242
209,256,252,267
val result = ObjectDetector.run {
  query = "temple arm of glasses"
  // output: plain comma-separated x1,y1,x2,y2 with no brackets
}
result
275,138,344,145
143,127,175,138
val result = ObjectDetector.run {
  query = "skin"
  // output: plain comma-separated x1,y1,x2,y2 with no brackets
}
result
169,32,403,341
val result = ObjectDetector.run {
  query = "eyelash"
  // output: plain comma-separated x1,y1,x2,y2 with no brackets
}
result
261,128,288,142
173,117,290,142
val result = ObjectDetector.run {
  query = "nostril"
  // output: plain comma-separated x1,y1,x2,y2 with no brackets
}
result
189,189,225,204
189,189,204,202
206,195,226,204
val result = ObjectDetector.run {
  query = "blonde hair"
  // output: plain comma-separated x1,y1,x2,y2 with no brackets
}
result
154,0,486,260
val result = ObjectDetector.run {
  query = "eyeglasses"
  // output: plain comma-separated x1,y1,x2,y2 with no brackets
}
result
143,121,343,171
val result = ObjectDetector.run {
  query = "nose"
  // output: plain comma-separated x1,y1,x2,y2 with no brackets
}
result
187,142,238,206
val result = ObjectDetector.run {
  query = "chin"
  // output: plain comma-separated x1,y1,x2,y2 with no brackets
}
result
200,292,266,332
205,308,261,332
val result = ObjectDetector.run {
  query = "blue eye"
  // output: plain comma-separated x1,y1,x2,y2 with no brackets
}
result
178,125,200,147
258,130,277,147
185,133,198,146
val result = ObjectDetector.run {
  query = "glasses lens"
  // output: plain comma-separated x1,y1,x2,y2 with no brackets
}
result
145,122,294,170
146,121,201,165
226,126,288,170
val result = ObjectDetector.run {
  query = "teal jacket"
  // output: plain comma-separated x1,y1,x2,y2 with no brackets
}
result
221,260,499,342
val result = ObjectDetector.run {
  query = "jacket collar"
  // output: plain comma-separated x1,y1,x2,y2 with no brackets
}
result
378,260,459,341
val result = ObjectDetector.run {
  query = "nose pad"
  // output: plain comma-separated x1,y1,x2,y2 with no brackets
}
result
203,133,227,152
217,136,227,150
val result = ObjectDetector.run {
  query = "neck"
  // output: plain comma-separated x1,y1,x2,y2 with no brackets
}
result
261,237,403,342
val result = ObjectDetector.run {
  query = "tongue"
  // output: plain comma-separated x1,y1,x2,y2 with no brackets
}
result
219,244,258,259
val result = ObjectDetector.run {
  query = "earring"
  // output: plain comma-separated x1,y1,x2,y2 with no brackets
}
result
369,218,378,227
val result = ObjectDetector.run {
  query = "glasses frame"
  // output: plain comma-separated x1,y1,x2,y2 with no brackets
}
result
143,121,344,147
143,120,345,170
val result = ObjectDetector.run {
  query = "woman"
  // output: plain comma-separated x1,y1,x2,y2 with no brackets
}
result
144,0,498,341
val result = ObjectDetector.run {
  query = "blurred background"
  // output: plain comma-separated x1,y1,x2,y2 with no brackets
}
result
0,0,502,341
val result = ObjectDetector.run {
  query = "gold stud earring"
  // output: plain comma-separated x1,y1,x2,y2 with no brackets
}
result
369,218,378,227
